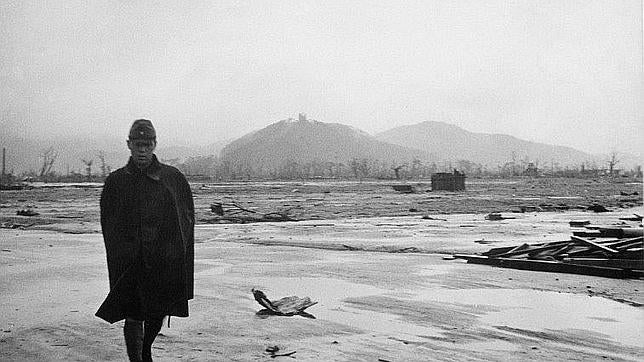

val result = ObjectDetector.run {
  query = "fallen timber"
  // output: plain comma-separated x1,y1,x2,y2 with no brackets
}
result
208,202,297,223
455,224,644,279
453,255,638,279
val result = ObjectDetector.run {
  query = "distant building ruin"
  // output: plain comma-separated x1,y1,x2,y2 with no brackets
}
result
298,113,307,122
523,162,539,177
431,170,466,191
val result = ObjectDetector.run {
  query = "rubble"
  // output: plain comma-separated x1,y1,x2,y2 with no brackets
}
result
391,185,415,193
16,209,39,217
207,202,297,223
484,213,516,221
454,221,643,279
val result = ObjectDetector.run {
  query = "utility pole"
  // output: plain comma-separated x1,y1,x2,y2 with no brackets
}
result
1,147,5,184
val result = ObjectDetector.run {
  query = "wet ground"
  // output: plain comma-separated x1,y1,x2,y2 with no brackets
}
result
0,177,642,361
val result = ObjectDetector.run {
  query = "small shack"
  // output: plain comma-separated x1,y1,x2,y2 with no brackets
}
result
431,170,466,191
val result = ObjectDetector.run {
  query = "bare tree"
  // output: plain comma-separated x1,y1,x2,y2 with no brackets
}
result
392,164,406,180
82,158,94,181
607,151,619,176
39,147,57,177
97,151,110,177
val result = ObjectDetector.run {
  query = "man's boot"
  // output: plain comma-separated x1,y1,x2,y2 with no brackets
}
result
142,318,164,362
124,318,144,362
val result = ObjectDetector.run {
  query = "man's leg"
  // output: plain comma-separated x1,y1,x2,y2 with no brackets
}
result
141,318,164,362
124,318,144,362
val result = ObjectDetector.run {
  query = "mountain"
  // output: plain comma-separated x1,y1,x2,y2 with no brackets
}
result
219,117,427,171
375,121,604,168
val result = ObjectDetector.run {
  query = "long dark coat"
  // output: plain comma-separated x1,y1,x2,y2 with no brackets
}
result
96,156,194,323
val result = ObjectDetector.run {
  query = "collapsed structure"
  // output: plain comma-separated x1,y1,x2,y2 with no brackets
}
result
455,219,643,279
431,170,466,191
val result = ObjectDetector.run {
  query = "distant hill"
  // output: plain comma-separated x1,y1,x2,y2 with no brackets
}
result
375,121,604,168
219,117,427,171
2,119,639,176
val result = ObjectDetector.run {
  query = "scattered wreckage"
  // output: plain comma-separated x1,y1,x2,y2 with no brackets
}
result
455,216,643,279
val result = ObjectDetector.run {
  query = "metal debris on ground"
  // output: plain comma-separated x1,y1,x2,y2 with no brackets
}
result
484,213,516,221
252,289,317,317
265,346,296,358
0,221,35,229
587,203,610,213
16,209,39,216
421,215,447,221
454,220,643,279
391,184,415,193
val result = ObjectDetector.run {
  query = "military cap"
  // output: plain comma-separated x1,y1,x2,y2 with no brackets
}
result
128,119,156,140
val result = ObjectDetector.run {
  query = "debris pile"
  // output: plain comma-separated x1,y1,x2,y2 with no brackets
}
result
265,345,296,358
391,184,415,193
16,208,39,217
455,220,643,279
207,202,296,223
484,213,516,221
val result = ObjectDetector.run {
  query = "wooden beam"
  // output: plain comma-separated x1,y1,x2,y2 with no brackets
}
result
562,258,644,270
570,236,619,254
494,241,571,258
453,254,635,279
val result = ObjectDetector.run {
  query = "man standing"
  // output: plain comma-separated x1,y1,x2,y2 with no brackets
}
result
96,119,194,362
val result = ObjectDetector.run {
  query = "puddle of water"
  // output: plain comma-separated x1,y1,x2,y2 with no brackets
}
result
408,288,644,348
246,276,443,342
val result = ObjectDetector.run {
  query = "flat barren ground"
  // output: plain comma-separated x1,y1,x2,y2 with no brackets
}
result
0,177,642,361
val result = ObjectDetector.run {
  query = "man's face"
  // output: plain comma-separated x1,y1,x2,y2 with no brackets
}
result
127,139,157,168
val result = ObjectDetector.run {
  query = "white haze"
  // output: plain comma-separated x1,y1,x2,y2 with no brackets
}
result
1,0,642,157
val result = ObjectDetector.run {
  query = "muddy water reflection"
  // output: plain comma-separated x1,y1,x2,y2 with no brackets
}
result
409,288,644,348
248,276,443,342
247,275,643,348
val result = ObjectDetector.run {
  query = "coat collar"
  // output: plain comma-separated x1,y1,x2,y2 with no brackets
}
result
126,155,161,181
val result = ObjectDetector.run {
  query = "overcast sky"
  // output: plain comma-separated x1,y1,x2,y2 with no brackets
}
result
1,0,642,156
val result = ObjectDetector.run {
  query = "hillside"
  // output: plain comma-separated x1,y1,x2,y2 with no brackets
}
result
219,117,427,171
375,121,602,168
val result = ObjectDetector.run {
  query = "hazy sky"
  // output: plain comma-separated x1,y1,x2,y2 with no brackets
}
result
1,0,642,156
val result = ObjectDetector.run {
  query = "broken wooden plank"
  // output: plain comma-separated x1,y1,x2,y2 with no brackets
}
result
564,248,607,258
608,237,644,252
562,258,644,270
570,236,619,254
453,254,635,279
621,228,644,238
483,243,530,257
494,241,571,258
596,227,644,238
572,230,602,237
529,244,574,259
619,214,643,222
